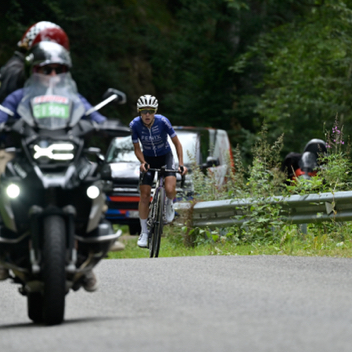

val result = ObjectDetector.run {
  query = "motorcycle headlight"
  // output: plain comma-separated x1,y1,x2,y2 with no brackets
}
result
87,185,100,199
6,184,20,199
32,142,75,161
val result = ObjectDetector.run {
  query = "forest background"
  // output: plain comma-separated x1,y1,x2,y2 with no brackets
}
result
0,0,351,163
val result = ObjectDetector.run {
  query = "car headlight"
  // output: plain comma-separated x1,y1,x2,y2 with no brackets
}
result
6,184,20,199
32,142,75,161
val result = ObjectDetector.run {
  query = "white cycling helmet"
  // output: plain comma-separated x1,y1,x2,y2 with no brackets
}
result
137,94,158,112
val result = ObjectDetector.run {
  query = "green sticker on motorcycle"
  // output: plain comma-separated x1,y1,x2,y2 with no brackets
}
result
33,103,70,119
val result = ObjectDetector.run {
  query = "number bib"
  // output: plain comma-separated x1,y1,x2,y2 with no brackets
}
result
31,95,70,119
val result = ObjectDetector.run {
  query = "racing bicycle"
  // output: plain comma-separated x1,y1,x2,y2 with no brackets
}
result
146,165,185,258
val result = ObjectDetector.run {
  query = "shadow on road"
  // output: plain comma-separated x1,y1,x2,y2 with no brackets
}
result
0,315,121,329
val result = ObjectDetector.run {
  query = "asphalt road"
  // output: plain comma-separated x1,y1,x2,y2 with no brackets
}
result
0,255,352,352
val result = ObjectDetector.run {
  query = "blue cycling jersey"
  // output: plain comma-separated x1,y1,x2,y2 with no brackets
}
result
130,114,177,157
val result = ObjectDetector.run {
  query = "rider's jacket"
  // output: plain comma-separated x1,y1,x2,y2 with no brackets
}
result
0,87,106,124
130,114,177,157
0,52,26,103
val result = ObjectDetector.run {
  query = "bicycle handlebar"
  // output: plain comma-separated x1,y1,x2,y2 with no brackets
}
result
144,166,186,188
147,168,182,173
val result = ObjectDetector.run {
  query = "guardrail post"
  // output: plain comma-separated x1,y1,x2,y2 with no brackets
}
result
299,224,308,234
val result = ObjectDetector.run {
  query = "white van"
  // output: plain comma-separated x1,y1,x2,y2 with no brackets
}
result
170,126,234,188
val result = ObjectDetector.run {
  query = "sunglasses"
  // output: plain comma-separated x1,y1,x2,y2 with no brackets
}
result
140,109,156,115
39,66,67,75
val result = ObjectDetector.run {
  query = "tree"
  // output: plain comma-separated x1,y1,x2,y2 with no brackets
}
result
232,1,352,154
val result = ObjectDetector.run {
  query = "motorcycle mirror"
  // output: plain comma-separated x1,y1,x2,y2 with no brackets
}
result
85,147,102,155
85,89,127,117
100,163,112,180
102,88,127,105
97,153,105,162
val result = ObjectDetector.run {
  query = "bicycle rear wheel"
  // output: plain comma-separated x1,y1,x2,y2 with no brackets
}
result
149,188,165,258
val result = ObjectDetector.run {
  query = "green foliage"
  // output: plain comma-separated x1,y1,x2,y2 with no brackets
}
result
179,123,286,247
246,124,285,197
230,125,286,243
146,0,240,129
177,118,352,253
232,1,352,154
285,118,352,194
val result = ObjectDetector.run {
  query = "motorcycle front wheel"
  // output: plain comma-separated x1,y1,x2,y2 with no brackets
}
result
42,215,66,325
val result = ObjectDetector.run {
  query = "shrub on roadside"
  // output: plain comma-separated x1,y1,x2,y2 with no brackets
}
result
175,120,352,250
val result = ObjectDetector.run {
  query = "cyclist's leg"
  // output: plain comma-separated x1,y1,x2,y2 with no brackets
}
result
139,161,155,219
164,151,177,199
139,185,152,219
164,176,176,224
138,169,154,248
164,152,177,223
164,176,176,200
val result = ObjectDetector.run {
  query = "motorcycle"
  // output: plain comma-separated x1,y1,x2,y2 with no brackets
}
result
282,139,327,183
0,72,130,325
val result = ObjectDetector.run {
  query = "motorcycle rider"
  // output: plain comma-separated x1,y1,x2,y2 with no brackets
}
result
0,41,106,125
130,94,188,248
0,41,106,291
0,21,70,102
281,139,327,183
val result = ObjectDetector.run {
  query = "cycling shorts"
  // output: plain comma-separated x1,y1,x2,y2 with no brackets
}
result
140,152,176,187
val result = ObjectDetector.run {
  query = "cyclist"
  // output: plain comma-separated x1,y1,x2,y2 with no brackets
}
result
130,94,188,248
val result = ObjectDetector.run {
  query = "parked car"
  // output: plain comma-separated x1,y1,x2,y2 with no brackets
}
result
104,126,234,235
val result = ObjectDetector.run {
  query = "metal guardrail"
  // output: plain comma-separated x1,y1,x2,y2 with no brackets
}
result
174,191,352,228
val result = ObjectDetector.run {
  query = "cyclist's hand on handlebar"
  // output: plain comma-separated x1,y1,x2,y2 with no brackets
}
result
179,165,188,175
140,162,149,173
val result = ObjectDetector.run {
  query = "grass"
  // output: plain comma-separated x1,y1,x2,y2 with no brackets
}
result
108,224,352,259
108,235,352,259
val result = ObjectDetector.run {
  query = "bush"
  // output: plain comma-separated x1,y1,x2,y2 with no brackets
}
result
178,120,352,249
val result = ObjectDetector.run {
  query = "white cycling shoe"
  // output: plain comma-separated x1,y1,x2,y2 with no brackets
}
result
165,200,175,224
137,232,148,248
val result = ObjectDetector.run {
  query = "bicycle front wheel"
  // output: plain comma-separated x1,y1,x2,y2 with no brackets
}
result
149,187,165,258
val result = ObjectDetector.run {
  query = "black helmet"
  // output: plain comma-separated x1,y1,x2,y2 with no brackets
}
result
303,139,327,155
25,41,72,76
302,138,327,166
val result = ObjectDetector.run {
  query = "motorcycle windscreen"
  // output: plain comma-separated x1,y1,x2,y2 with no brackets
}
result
17,72,85,130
